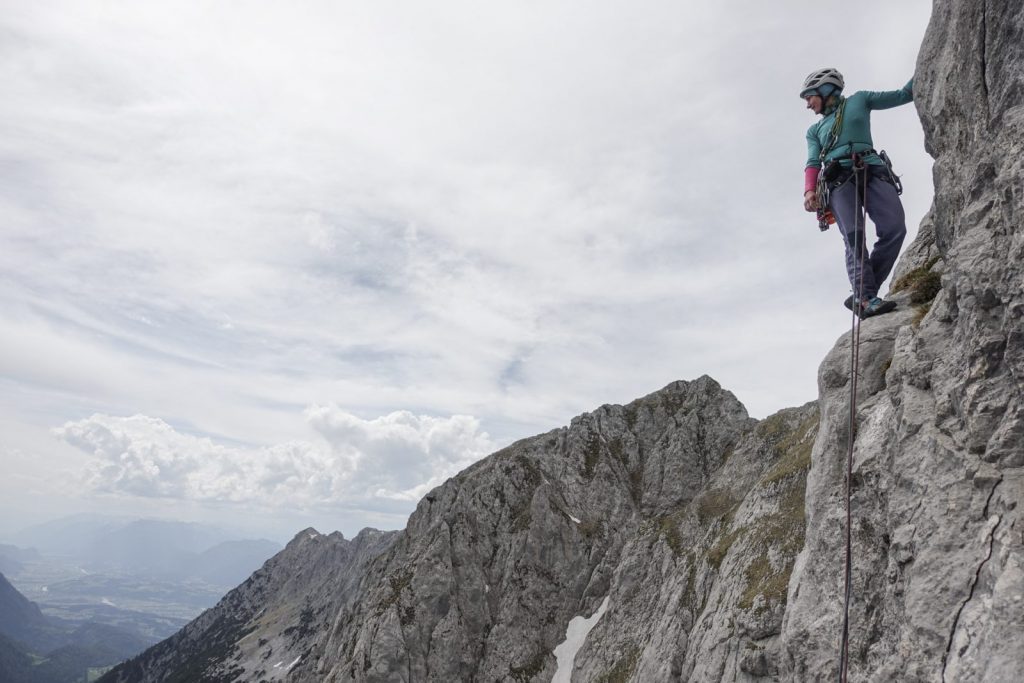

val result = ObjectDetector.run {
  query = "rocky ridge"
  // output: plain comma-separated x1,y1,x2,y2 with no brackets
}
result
100,1,1022,681
104,379,822,682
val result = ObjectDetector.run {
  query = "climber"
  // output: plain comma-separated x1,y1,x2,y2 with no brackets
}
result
800,68,914,319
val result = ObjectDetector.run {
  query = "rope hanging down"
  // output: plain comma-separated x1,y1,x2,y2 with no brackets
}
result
839,155,869,683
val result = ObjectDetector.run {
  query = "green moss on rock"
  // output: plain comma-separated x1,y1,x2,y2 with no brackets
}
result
738,552,791,612
912,301,933,327
696,489,739,524
377,568,414,615
761,413,818,486
891,256,942,304
597,646,641,683
708,527,746,569
656,514,685,556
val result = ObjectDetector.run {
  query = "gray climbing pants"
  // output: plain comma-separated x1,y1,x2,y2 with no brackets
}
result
827,165,907,300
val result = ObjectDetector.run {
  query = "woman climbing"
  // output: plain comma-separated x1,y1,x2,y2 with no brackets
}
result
800,68,914,319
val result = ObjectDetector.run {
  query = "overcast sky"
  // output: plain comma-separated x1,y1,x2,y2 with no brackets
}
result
1,1,932,541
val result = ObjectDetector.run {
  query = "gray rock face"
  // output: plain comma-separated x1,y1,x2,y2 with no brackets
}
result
100,380,822,682
100,2,1023,680
101,528,399,682
782,1,1024,681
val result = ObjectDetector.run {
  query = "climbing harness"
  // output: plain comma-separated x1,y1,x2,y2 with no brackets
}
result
838,152,870,683
819,148,904,232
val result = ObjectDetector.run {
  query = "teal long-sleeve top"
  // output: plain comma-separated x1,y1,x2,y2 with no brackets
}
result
805,78,914,169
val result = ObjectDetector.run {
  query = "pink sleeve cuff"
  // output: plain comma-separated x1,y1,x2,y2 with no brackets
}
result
804,166,820,193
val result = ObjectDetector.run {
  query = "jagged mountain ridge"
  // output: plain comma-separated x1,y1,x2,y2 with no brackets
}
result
103,379,820,682
100,0,1023,680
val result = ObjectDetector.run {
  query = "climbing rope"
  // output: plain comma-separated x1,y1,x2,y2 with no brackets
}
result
839,154,869,683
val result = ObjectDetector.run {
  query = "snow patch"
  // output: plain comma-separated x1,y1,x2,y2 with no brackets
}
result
551,596,610,683
273,661,284,668
568,513,581,524
308,531,319,540
286,656,301,671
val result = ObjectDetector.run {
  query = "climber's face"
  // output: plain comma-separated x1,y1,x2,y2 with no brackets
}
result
805,94,824,114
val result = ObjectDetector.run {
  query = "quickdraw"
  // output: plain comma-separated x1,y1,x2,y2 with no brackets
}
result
878,149,903,195
814,98,848,231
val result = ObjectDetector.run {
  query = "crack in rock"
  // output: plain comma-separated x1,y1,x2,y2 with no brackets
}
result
941,478,1003,682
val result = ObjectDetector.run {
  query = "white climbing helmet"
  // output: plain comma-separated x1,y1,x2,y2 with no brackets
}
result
800,68,844,98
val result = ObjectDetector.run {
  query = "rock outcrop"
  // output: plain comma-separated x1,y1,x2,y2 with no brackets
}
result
100,1,1022,680
106,379,827,682
782,1,1024,680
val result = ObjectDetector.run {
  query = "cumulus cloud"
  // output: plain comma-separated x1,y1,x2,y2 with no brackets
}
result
55,409,495,510
306,406,492,500
4,2,933,533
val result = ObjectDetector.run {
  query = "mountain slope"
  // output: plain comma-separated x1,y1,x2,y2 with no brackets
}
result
0,572,53,648
102,379,825,681
0,574,154,683
103,527,398,682
99,1,1023,680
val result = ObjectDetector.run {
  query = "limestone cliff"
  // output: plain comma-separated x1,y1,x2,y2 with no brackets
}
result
783,1,1023,680
100,1,1022,681
103,380,822,682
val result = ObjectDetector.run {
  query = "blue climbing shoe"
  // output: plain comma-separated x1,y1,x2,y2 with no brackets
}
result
859,297,897,320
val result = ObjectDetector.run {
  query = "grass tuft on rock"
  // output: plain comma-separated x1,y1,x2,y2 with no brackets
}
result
377,568,414,615
911,302,933,328
891,256,942,304
696,489,739,524
708,527,746,569
656,514,685,556
738,552,791,612
760,413,818,486
597,646,641,683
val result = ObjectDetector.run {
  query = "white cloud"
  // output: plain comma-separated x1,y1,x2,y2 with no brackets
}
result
303,212,337,254
2,1,934,532
307,407,493,500
54,409,494,510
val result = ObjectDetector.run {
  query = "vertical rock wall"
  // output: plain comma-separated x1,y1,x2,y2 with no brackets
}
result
782,1,1024,680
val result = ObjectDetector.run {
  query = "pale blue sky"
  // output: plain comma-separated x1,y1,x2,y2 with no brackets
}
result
1,0,932,541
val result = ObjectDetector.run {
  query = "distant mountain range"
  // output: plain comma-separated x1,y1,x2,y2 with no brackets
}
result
1,572,154,683
4,515,281,589
0,545,40,576
0,516,285,681
0,570,50,646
